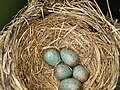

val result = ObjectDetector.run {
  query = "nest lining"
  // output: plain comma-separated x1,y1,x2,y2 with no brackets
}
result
0,0,119,90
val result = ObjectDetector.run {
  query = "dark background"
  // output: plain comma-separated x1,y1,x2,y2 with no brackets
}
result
0,0,27,30
96,0,120,22
0,0,119,89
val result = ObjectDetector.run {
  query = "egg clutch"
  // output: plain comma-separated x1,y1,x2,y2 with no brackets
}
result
43,48,89,90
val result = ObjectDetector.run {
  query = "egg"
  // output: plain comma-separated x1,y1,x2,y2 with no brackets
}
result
54,64,72,80
43,48,61,66
60,78,82,90
60,48,79,67
73,65,89,82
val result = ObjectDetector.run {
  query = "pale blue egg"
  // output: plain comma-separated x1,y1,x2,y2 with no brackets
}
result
60,78,82,90
43,48,61,66
73,65,89,82
60,48,79,67
55,64,72,80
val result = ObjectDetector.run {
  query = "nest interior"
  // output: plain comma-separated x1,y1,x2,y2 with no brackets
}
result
0,0,119,90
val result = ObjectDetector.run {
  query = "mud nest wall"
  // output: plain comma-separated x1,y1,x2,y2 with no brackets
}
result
0,0,119,90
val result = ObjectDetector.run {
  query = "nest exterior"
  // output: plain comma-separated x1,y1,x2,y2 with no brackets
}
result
0,0,119,90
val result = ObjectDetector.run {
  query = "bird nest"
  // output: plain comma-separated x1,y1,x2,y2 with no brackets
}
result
0,0,119,90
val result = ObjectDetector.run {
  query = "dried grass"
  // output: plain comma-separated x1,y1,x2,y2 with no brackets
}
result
0,0,119,90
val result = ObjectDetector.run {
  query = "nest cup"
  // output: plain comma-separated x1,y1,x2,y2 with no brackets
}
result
0,0,119,90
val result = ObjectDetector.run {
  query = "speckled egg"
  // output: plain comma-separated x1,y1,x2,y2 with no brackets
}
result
43,48,61,66
60,78,82,90
60,48,79,67
73,65,89,82
54,64,72,80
